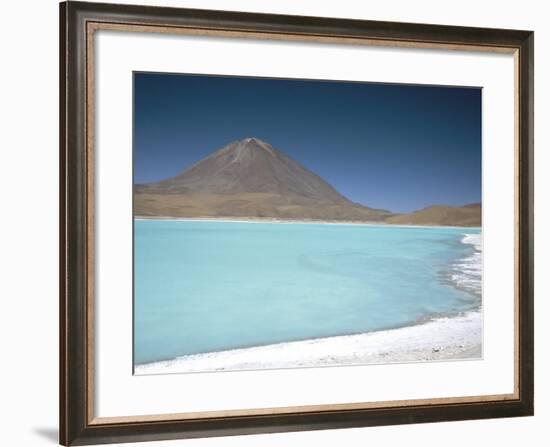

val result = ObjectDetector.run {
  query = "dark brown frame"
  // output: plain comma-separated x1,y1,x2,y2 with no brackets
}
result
60,1,534,445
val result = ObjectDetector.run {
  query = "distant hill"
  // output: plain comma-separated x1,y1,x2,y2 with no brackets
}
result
135,138,391,221
385,203,481,227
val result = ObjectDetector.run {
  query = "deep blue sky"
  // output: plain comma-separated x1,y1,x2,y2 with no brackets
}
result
134,72,481,213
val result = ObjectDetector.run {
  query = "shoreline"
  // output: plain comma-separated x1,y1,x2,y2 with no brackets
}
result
135,310,482,375
134,215,481,230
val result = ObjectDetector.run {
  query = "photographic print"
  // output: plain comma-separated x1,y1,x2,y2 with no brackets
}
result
133,72,482,375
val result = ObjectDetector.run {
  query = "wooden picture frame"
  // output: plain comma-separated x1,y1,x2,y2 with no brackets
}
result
60,1,534,445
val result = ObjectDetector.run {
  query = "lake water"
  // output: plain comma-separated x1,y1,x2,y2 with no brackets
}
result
134,220,481,365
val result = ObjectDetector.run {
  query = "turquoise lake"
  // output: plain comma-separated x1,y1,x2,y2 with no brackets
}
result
134,220,481,365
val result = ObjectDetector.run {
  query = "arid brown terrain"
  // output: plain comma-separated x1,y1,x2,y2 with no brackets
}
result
385,203,481,227
134,138,481,226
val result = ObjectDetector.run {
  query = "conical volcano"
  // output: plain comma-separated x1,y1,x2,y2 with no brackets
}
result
134,138,391,221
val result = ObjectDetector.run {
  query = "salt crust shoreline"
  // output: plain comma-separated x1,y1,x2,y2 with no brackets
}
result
134,215,481,230
135,311,482,375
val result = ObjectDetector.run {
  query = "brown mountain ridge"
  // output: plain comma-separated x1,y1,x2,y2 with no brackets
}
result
134,138,481,227
385,203,481,227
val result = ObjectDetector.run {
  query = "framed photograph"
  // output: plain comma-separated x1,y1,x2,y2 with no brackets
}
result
59,1,534,445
